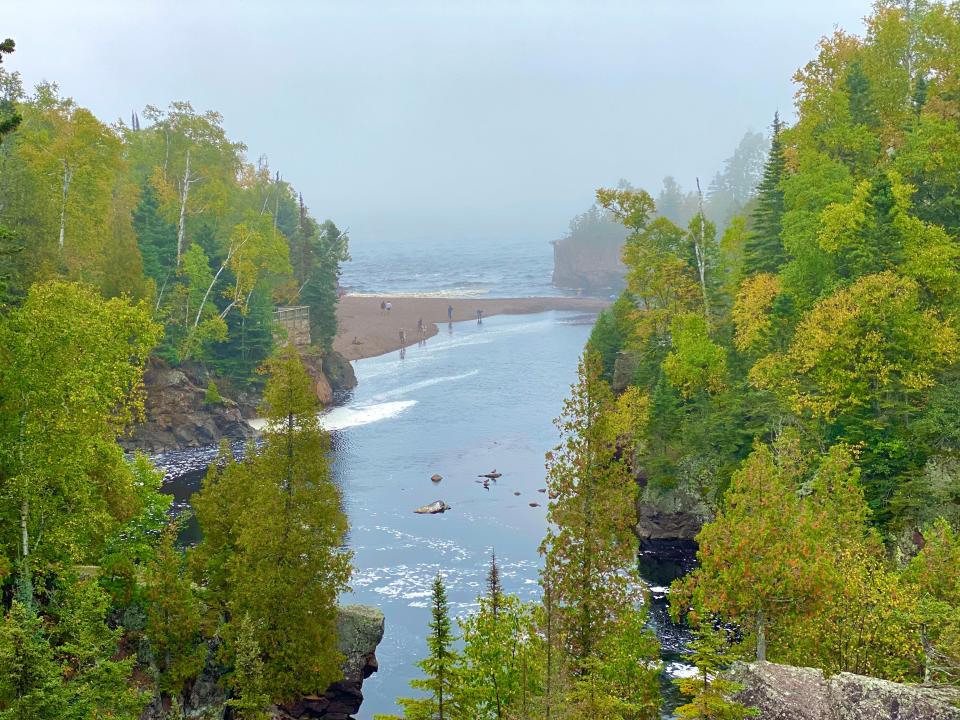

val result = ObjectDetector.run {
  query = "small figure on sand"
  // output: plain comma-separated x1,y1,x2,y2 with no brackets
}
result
380,300,386,314
417,317,425,344
351,336,363,345
399,328,406,348
476,308,483,324
385,301,392,314
448,304,453,321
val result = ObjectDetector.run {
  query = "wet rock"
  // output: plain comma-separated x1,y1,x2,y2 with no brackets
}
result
322,350,358,393
122,358,256,453
431,474,443,482
514,491,521,496
529,502,540,507
729,660,960,720
414,500,450,514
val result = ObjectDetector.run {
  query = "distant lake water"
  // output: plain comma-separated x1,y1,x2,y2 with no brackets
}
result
340,236,571,299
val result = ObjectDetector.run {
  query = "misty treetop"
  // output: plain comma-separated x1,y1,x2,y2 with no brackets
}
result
0,70,350,385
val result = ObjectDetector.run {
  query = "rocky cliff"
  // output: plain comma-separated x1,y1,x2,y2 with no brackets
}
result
123,358,257,453
551,237,626,294
730,661,960,720
142,605,385,720
125,350,357,454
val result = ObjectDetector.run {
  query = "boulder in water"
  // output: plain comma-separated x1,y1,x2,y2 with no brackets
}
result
529,502,540,508
414,500,451,514
431,474,443,482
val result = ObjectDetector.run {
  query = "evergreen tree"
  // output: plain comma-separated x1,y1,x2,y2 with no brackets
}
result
192,345,351,702
387,573,461,720
743,114,786,276
131,182,177,287
846,59,880,129
0,601,68,720
143,528,206,697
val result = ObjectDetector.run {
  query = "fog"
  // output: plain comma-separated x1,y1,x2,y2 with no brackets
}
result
6,1,869,246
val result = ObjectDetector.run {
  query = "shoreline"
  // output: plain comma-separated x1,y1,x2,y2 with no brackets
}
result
333,295,610,361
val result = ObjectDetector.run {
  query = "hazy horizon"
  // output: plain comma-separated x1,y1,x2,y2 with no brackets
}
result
6,1,869,247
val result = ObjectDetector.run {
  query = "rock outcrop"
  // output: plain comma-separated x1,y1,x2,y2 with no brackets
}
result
123,358,256,453
322,350,358,395
635,477,712,546
730,661,960,720
552,237,626,294
141,605,385,720
278,605,386,720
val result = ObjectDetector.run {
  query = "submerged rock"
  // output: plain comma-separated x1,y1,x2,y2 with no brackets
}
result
414,500,450,514
730,660,960,720
431,474,443,482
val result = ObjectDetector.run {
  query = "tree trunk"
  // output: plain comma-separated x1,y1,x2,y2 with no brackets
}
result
58,159,72,251
757,609,767,662
176,148,191,266
694,178,711,324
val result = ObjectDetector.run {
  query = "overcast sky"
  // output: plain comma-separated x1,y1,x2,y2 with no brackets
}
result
6,1,869,246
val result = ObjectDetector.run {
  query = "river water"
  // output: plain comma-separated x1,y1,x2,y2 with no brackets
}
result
154,309,695,718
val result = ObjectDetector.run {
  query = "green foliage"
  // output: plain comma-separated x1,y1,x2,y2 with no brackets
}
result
390,574,461,720
192,346,351,703
744,114,786,276
143,528,206,696
674,624,755,720
204,380,223,405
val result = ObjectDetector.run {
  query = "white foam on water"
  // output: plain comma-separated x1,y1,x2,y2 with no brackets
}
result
320,400,417,431
246,399,417,433
370,370,480,401
666,662,699,679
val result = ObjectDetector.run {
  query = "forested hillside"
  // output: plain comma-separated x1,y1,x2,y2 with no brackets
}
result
589,0,960,693
0,38,354,719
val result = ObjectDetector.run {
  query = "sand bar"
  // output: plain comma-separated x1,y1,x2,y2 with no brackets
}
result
333,295,610,361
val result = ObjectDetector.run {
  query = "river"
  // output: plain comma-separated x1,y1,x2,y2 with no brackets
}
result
155,309,695,719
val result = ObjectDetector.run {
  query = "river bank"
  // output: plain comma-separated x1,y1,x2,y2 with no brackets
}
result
333,295,609,360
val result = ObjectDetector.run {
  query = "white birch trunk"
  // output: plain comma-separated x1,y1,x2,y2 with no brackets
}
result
176,148,191,266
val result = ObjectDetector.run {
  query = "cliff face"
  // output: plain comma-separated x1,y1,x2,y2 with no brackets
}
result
122,358,257,453
552,204,628,294
730,661,960,720
551,237,626,294
125,350,357,454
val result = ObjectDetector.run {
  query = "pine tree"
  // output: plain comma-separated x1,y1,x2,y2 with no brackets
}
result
143,528,206,697
0,601,69,719
743,114,786,276
389,573,461,720
192,345,351,702
539,352,647,668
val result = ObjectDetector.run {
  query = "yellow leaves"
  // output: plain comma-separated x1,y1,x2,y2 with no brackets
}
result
663,313,727,399
750,271,959,421
595,186,655,231
733,273,781,353
604,386,650,459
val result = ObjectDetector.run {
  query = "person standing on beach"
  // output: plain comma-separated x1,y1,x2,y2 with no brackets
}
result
386,301,392,314
380,300,386,314
399,327,406,348
476,308,482,324
417,317,424,343
448,304,453,322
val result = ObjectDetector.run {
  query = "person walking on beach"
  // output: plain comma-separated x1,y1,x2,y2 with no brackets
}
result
386,301,392,314
476,308,482,324
417,317,424,343
380,300,386,314
399,327,406,348
448,304,453,322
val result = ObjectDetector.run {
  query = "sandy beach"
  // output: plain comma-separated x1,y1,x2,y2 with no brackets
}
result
333,295,610,360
